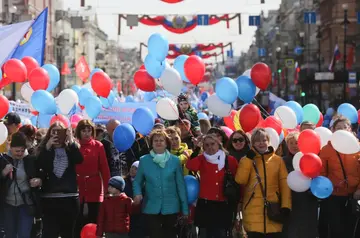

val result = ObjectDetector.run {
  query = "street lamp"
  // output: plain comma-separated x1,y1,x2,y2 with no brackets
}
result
316,20,322,72
9,5,18,100
342,3,349,101
276,47,281,96
9,6,17,14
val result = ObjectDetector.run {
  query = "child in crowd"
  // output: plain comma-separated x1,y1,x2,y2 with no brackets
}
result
97,176,132,238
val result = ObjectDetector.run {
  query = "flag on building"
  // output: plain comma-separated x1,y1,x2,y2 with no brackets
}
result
61,62,71,75
9,8,48,65
328,44,341,72
75,56,91,82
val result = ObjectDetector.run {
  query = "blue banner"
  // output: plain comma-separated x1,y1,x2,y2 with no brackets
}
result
94,101,157,124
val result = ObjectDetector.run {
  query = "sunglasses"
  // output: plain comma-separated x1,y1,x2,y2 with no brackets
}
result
232,138,245,143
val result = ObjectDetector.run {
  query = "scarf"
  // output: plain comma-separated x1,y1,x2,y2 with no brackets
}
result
229,146,250,162
150,149,170,168
203,150,226,170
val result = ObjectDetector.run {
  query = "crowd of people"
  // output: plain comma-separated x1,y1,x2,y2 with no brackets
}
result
0,93,359,238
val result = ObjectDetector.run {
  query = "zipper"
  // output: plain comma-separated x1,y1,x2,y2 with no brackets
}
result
261,155,267,234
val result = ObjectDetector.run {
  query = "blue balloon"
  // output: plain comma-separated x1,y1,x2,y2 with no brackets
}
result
125,95,134,103
285,101,303,124
326,107,334,117
144,92,156,102
147,33,169,62
198,112,209,120
144,54,166,78
100,91,115,109
78,88,93,106
90,68,104,81
337,103,358,124
216,77,238,104
113,123,136,152
84,96,102,119
174,55,190,82
31,90,57,115
279,130,284,143
235,75,256,103
200,92,208,102
71,85,81,94
184,175,199,205
37,113,53,128
42,64,60,92
310,176,333,199
30,116,37,126
132,107,155,135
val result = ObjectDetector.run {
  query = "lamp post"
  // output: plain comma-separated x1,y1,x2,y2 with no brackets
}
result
9,5,18,100
276,46,281,97
342,3,350,101
316,20,322,72
299,31,306,103
284,42,289,98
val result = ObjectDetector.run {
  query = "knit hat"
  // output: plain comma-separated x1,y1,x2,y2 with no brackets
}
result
10,132,27,148
108,176,125,192
132,161,139,168
177,93,188,104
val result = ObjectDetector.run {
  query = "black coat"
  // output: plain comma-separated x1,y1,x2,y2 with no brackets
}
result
37,143,83,194
281,155,319,238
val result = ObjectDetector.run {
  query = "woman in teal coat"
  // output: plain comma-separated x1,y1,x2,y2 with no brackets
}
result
133,129,189,238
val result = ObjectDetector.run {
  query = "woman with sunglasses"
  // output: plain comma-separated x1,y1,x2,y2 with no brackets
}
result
227,130,250,162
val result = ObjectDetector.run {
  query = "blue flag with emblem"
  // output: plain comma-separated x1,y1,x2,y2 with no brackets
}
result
9,7,48,65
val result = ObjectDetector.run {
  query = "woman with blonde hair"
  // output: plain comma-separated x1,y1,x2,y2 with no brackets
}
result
133,129,188,238
235,128,291,238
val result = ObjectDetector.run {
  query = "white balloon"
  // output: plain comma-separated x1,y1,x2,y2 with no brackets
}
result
292,152,303,171
0,122,8,145
156,98,179,120
243,69,260,95
275,105,297,129
206,94,232,117
331,130,360,154
160,67,183,96
20,83,34,102
315,127,332,148
264,127,280,151
287,170,312,192
57,89,79,115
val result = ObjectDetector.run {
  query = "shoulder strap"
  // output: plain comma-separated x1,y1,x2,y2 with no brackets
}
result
335,151,348,187
225,155,229,171
252,160,267,203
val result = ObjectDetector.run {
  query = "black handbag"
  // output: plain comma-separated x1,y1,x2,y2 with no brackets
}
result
223,156,241,202
335,151,360,217
252,160,283,223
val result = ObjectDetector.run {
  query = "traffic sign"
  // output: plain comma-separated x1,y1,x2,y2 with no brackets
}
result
304,12,316,24
285,59,294,68
249,15,261,26
294,46,303,55
227,50,233,58
197,15,209,26
258,48,266,57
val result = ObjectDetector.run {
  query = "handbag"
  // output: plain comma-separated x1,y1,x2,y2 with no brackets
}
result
252,160,283,223
223,156,241,202
335,151,360,217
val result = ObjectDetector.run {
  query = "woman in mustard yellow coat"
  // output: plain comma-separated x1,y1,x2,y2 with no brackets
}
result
235,128,291,238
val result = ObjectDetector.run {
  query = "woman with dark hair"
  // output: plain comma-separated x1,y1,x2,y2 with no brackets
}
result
18,125,37,155
207,127,228,146
0,132,42,238
74,119,110,236
133,129,188,238
227,130,250,162
36,122,83,238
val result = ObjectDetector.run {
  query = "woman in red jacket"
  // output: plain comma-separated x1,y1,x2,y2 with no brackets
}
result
186,134,238,238
74,119,111,236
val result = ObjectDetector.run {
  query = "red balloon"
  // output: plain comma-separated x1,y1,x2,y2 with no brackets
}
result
184,56,205,85
21,56,39,77
0,95,9,119
224,110,237,131
139,64,145,70
250,62,272,90
50,114,69,127
316,113,324,127
134,70,156,92
240,104,261,132
299,153,322,178
29,67,50,91
0,76,11,89
262,116,282,135
3,59,27,83
298,129,321,154
80,223,97,238
31,111,39,116
91,72,112,97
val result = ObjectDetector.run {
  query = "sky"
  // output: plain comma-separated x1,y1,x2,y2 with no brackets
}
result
62,0,282,62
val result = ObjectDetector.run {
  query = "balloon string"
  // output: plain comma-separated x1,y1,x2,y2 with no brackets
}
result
157,86,195,138
252,98,287,131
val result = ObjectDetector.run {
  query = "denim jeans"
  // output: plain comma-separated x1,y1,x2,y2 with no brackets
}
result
3,203,34,238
